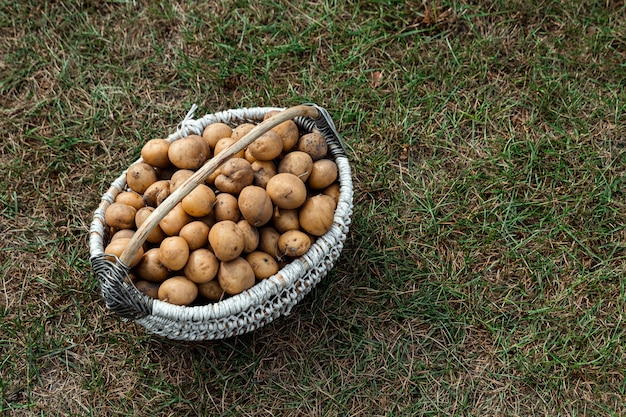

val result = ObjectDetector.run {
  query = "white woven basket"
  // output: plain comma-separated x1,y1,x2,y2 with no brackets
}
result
89,104,353,340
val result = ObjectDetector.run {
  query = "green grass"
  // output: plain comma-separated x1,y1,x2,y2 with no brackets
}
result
1,0,626,415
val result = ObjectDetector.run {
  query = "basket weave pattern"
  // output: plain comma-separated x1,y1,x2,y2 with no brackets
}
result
89,105,353,340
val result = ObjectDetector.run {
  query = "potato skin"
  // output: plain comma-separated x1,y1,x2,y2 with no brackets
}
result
141,138,171,168
105,202,137,230
297,132,327,161
307,159,338,190
208,220,245,261
217,257,256,295
266,173,308,210
158,276,198,306
278,230,311,257
246,251,279,279
298,194,336,236
168,136,208,170
238,185,273,227
126,162,158,194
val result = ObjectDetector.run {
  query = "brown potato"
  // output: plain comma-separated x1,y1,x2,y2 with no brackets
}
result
202,122,233,149
159,202,192,236
257,226,281,259
246,251,279,279
141,138,171,168
272,207,300,232
135,206,167,244
197,279,225,301
277,151,313,182
159,236,190,271
299,194,336,236
208,220,245,261
143,180,171,207
104,237,144,268
126,162,158,194
179,220,210,250
158,276,198,306
247,131,283,161
231,123,256,140
237,219,260,253
214,158,254,194
307,159,338,190
322,183,341,205
265,173,307,209
105,202,137,230
213,193,241,222
115,191,145,210
278,230,311,257
217,257,255,295
169,169,195,193
251,160,276,188
181,184,216,217
214,137,245,158
135,280,160,299
168,136,208,170
271,119,299,152
110,229,135,242
134,248,169,282
184,248,219,284
187,134,212,159
238,185,273,227
297,132,327,160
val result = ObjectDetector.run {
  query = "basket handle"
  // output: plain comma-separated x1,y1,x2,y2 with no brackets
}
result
118,104,320,267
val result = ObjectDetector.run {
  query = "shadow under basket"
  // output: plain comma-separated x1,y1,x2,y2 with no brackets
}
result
88,104,353,341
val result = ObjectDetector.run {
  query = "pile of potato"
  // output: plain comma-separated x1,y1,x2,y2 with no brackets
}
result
103,111,340,306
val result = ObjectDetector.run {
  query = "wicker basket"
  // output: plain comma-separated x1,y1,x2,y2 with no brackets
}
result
89,104,353,341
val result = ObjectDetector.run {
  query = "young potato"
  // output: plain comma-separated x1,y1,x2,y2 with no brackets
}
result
278,230,311,257
272,207,300,232
197,279,225,301
237,219,260,253
214,137,245,158
179,220,210,250
168,136,208,170
265,173,307,209
104,237,144,268
134,280,160,299
297,132,327,160
214,158,254,194
105,202,137,230
251,160,276,188
110,228,135,242
277,151,313,182
299,194,336,236
272,120,299,152
126,162,158,194
257,226,281,259
159,236,190,271
213,192,241,222
115,191,145,210
307,159,338,190
158,276,198,306
169,169,195,193
238,185,273,227
208,220,245,261
134,248,170,282
181,184,216,217
187,134,212,159
159,202,192,236
322,183,341,205
217,257,256,295
141,138,171,168
231,123,256,140
135,206,167,244
246,251,279,279
247,131,283,161
184,248,219,284
143,179,171,207
202,122,233,149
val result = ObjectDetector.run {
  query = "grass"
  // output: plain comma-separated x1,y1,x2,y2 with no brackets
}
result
1,0,626,415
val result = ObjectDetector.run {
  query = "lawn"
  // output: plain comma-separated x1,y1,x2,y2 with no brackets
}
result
1,0,625,415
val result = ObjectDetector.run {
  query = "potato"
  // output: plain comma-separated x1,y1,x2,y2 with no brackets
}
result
204,166,222,186
208,220,245,261
202,122,232,149
247,131,283,161
251,160,276,188
258,226,281,259
105,237,144,268
217,257,256,295
214,158,254,194
105,202,137,230
159,202,192,236
141,138,171,168
322,183,341,205
179,220,210,250
197,279,225,301
299,194,336,236
159,236,190,271
214,137,245,158
135,280,160,299
272,207,300,232
168,136,208,170
143,180,171,207
266,173,307,209
231,123,256,140
238,185,273,227
134,248,170,282
187,134,212,159
307,159,338,190
184,248,219,284
246,251,279,279
115,191,145,210
244,147,257,164
135,206,167,244
297,132,327,160
213,193,241,222
278,151,313,182
158,276,198,306
272,120,299,152
181,184,216,217
278,230,311,257
169,169,195,193
237,219,260,253
110,229,135,242
126,162,158,194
